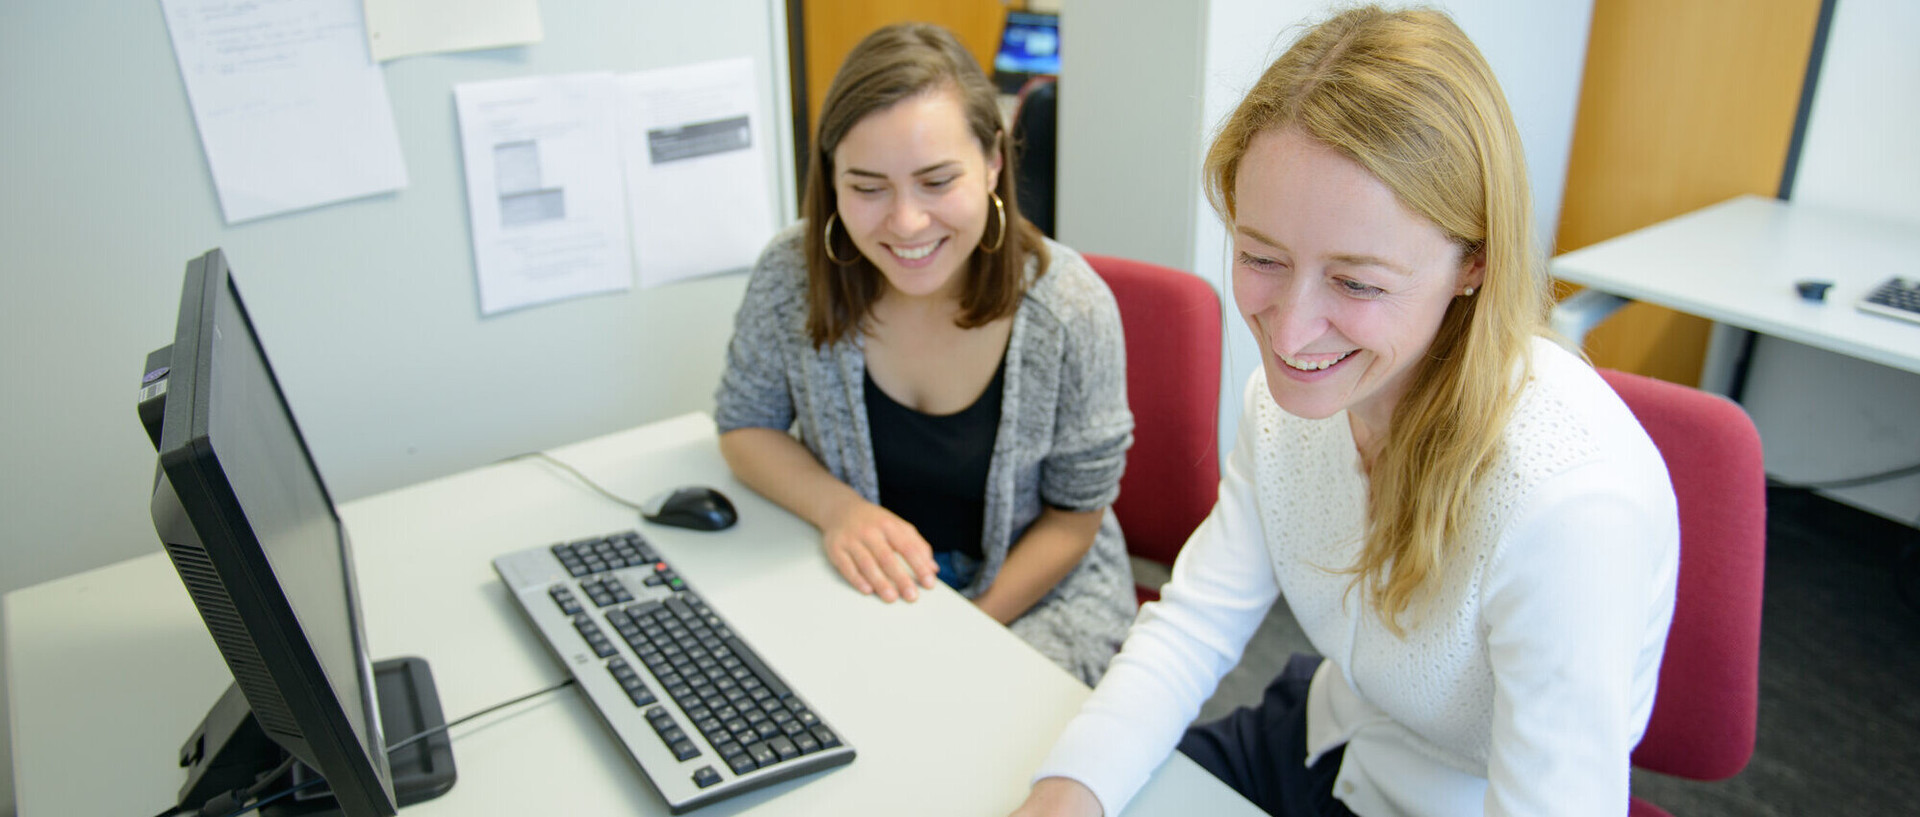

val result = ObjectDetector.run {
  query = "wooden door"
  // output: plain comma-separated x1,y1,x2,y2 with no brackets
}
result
798,1,1013,141
1556,0,1823,384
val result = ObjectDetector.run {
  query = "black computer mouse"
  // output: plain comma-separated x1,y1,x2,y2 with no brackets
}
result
1795,278,1833,302
641,486,738,531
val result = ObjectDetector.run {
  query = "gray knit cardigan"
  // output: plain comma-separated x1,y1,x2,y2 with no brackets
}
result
713,225,1137,684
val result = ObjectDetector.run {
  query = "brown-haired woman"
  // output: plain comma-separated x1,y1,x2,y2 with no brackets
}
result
1015,6,1678,816
714,22,1135,685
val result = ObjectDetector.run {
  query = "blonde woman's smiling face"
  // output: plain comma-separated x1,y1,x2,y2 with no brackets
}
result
1231,128,1482,437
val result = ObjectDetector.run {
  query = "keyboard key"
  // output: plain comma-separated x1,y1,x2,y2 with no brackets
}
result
810,726,841,749
794,733,820,755
725,750,756,775
724,637,792,697
670,739,701,761
768,735,799,761
549,586,583,615
646,707,674,731
693,766,722,789
746,742,777,768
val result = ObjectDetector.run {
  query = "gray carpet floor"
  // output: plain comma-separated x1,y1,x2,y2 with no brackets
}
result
1191,486,1920,814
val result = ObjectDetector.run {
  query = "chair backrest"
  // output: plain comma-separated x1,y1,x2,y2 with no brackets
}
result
1084,254,1223,574
1598,368,1767,783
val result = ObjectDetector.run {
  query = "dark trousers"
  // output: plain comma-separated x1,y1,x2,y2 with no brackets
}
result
1177,654,1359,817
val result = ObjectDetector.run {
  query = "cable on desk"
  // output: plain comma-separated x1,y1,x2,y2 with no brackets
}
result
498,451,647,512
146,678,577,817
384,676,577,755
1767,460,1920,491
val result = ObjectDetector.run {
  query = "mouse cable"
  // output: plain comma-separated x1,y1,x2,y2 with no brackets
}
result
1766,460,1920,492
383,676,578,755
146,678,578,817
497,451,647,513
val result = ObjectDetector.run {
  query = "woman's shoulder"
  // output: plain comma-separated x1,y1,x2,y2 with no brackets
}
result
740,223,812,301
1497,337,1667,487
752,222,809,280
1021,238,1118,327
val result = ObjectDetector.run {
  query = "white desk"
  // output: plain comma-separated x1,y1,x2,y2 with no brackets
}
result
4,413,1257,817
1550,194,1920,387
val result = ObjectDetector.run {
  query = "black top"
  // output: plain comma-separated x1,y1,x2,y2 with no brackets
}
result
864,359,1006,561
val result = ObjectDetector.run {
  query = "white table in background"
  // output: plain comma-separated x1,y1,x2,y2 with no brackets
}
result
1550,194,1920,391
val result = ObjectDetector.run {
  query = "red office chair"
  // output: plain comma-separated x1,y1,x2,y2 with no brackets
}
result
1598,369,1768,816
1085,254,1224,604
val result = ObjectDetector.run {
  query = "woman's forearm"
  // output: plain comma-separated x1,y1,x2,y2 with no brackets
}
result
717,427,862,531
973,506,1104,624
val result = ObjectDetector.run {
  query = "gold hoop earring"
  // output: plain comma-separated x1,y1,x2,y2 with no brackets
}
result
823,211,856,265
979,192,1007,253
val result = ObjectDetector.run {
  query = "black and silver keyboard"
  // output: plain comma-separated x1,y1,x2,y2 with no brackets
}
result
1858,276,1920,326
494,530,854,813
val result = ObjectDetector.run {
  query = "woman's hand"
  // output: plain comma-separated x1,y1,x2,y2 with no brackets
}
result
718,428,938,602
1009,777,1103,817
820,497,939,602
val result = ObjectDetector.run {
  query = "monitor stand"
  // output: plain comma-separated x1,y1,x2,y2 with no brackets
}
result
176,656,456,816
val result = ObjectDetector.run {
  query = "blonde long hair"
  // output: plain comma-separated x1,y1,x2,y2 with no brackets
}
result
1204,6,1551,633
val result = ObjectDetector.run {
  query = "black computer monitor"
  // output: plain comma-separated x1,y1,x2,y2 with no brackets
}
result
992,11,1060,94
143,249,453,816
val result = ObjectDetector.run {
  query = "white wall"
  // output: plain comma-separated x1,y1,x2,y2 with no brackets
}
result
1054,1,1207,269
0,3,794,812
1059,0,1593,457
1744,0,1920,525
1791,0,1920,226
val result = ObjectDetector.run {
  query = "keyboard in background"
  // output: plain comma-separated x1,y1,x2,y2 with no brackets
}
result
494,530,854,813
1858,276,1920,326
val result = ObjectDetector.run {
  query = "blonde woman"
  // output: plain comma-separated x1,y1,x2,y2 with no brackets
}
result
1015,6,1678,816
715,23,1135,685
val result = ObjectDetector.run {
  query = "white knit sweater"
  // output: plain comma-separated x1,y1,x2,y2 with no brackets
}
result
1037,338,1679,816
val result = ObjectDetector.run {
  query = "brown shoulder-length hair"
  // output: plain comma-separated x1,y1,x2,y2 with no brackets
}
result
803,22,1048,348
1204,6,1551,634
